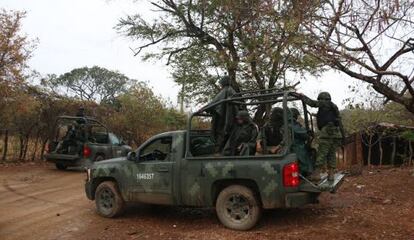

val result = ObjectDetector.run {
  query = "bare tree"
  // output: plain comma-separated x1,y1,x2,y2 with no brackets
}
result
304,0,414,113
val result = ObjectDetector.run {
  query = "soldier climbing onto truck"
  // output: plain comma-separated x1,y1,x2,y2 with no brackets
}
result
298,92,345,182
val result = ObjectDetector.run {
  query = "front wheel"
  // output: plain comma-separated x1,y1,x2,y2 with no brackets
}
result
95,181,125,218
215,185,262,231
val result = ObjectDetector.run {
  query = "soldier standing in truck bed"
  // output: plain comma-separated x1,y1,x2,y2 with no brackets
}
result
206,76,238,153
300,92,345,182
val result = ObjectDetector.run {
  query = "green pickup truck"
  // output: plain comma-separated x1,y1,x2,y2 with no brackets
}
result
45,116,131,170
85,90,345,230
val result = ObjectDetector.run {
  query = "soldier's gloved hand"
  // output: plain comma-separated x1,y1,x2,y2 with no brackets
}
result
237,144,242,151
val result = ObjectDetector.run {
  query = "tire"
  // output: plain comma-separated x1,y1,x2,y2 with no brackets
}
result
55,163,67,170
95,181,125,218
215,185,262,231
94,155,105,162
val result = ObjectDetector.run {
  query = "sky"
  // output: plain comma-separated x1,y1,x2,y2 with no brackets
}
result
2,0,358,109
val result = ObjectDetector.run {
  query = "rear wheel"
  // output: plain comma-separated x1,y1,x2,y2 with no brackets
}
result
95,181,125,218
215,185,261,231
55,163,67,170
94,155,105,162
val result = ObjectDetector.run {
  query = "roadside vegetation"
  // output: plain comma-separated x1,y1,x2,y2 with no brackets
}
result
1,0,414,162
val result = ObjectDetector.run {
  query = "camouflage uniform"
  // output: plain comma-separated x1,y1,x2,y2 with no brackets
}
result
223,111,258,156
206,76,238,152
289,108,313,176
257,107,284,154
303,92,344,181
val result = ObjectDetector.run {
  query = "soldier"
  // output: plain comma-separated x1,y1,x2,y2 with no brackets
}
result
300,92,345,181
223,110,258,156
256,107,284,154
206,76,238,152
289,108,313,176
76,107,87,124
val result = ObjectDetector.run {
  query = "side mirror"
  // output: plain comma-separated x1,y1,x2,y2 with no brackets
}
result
127,151,137,161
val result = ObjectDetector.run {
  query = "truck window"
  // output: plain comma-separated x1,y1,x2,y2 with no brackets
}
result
139,137,172,161
108,133,120,145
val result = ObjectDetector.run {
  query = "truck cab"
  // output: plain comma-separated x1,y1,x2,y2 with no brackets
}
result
85,90,345,230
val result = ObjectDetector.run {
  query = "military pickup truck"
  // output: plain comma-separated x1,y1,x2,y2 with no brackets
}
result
85,90,345,230
45,116,131,170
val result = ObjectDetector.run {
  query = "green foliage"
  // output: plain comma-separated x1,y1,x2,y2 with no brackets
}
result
117,0,324,108
42,66,133,104
341,102,414,134
105,82,186,146
0,9,35,84
401,130,414,141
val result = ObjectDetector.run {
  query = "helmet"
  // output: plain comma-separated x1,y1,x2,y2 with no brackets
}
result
271,107,283,117
236,110,250,119
317,92,331,101
270,107,283,123
219,76,231,87
290,108,300,120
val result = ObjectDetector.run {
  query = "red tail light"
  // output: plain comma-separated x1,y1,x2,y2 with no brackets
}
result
83,145,91,158
283,162,300,187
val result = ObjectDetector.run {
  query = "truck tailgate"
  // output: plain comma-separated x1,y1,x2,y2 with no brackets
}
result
299,173,345,193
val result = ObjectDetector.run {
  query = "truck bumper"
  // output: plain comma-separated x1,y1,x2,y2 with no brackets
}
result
85,181,94,200
285,192,319,208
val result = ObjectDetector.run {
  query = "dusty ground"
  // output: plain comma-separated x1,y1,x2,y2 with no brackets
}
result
0,163,413,240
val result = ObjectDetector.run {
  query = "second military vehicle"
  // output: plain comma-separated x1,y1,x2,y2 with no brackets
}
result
45,116,131,170
85,90,345,230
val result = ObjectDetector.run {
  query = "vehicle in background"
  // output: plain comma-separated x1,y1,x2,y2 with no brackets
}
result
45,116,131,170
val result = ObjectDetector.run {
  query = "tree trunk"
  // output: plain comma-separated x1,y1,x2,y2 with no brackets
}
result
19,135,24,160
391,136,396,166
22,134,30,161
40,139,48,161
367,134,373,167
31,133,40,161
379,136,383,166
2,129,8,162
409,140,413,166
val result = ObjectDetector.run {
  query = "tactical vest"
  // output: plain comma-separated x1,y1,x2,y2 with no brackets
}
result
264,124,283,146
316,103,338,130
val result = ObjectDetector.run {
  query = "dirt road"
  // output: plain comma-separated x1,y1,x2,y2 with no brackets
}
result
1,164,414,240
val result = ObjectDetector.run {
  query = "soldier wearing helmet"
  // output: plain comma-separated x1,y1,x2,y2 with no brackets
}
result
289,108,313,176
206,76,238,153
223,110,258,156
256,107,284,154
300,92,345,182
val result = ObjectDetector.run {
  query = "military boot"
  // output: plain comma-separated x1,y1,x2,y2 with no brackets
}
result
309,169,321,182
328,168,335,182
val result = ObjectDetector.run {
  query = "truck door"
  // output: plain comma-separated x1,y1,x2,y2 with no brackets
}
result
132,136,174,205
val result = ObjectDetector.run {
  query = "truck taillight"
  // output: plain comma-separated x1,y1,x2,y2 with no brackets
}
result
83,145,91,158
283,162,300,187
